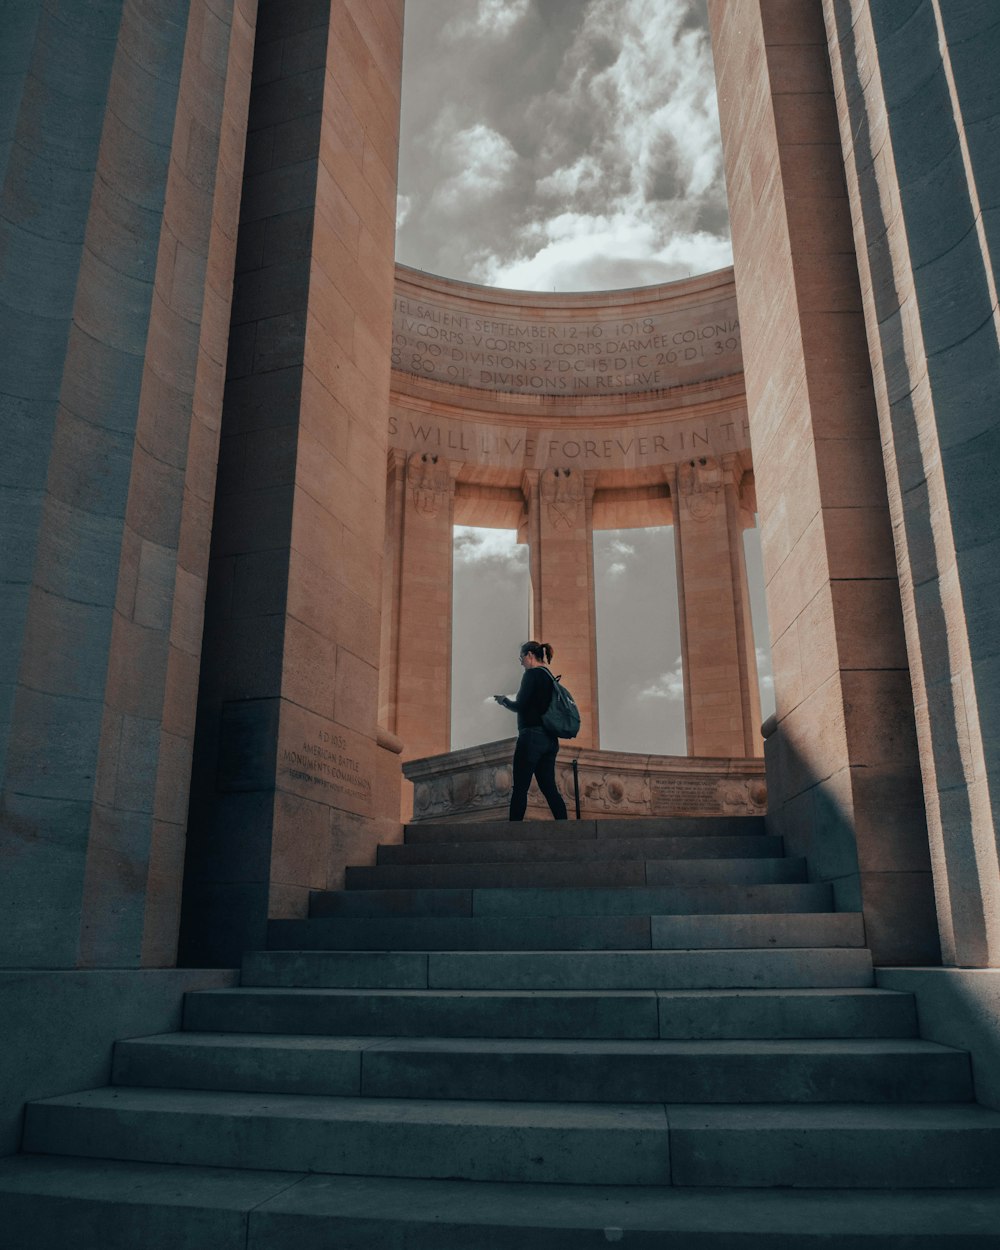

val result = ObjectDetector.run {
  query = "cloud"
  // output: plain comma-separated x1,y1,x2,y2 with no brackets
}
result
638,656,685,702
446,0,531,42
453,525,528,569
397,0,730,291
756,646,774,691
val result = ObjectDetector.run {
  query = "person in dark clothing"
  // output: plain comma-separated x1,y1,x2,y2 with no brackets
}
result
494,641,569,821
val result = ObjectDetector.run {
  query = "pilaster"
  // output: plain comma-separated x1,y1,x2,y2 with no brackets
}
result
522,467,599,748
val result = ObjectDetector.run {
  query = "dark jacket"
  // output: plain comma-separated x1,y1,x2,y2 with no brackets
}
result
499,666,554,731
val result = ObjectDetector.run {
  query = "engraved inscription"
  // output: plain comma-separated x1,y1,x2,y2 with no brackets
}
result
650,776,729,815
391,293,742,396
279,727,373,808
387,412,752,465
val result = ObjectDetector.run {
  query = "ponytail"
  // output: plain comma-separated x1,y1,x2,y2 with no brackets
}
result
520,640,553,664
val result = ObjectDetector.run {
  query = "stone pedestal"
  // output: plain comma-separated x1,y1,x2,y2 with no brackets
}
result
522,468,600,749
674,454,761,757
403,740,767,824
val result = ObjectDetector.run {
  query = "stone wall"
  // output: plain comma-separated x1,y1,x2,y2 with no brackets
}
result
824,0,1000,967
707,0,938,964
180,0,406,967
0,0,257,968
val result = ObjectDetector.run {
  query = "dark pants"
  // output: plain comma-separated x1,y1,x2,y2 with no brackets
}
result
509,727,568,821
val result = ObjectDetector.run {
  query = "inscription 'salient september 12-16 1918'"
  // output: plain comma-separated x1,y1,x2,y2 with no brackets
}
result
391,292,742,396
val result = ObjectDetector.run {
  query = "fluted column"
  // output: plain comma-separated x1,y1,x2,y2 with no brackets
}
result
522,467,599,748
674,454,759,757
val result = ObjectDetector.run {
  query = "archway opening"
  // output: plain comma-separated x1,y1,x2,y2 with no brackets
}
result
450,525,531,749
593,525,686,754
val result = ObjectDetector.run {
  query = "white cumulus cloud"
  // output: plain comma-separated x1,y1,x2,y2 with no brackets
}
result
638,656,685,702
397,0,730,292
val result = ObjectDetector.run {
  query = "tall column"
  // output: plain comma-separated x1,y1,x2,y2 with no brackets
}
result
523,468,599,749
0,0,256,968
709,0,937,963
392,452,457,763
674,455,760,758
180,0,405,965
824,0,1000,966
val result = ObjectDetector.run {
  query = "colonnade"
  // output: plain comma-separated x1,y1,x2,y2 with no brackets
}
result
379,448,763,765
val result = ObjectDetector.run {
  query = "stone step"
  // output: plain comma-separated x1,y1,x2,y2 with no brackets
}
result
669,1103,1000,1188
404,816,768,843
265,911,864,952
241,947,875,990
185,985,916,1041
344,855,808,890
22,1087,669,1186
113,1033,973,1105
5,1158,1000,1250
23,1090,1000,1189
377,834,785,865
308,881,835,919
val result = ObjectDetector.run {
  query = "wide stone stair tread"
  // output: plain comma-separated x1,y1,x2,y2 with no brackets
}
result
403,816,768,842
669,1102,1000,1188
344,854,809,889
22,1087,671,1186
112,1032,973,1104
376,833,785,864
187,984,916,1039
240,947,876,989
266,910,864,951
7,1159,1000,1250
308,880,835,919
23,1089,1000,1188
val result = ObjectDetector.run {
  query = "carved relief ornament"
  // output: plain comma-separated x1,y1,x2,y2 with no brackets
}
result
678,455,723,521
407,452,452,518
540,467,584,529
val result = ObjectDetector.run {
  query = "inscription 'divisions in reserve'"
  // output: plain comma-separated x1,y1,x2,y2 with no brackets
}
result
392,294,742,396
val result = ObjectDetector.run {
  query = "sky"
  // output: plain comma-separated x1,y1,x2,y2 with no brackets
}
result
395,0,731,291
451,525,774,754
395,1,772,753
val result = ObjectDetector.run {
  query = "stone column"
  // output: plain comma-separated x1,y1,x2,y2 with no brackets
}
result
180,0,404,965
522,468,599,748
708,0,938,963
0,0,256,968
673,455,760,758
824,0,1000,966
391,452,457,764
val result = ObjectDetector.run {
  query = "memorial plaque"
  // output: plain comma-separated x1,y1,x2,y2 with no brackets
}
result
277,703,375,817
650,775,728,816
391,289,742,396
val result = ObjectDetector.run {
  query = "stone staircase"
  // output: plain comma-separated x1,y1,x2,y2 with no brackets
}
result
4,815,1000,1245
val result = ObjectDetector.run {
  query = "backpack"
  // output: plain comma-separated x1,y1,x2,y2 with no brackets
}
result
540,668,581,739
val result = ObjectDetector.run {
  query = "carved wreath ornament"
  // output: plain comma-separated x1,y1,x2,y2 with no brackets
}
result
540,467,584,529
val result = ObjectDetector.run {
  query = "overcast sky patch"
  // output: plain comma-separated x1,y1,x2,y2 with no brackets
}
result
397,0,730,292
